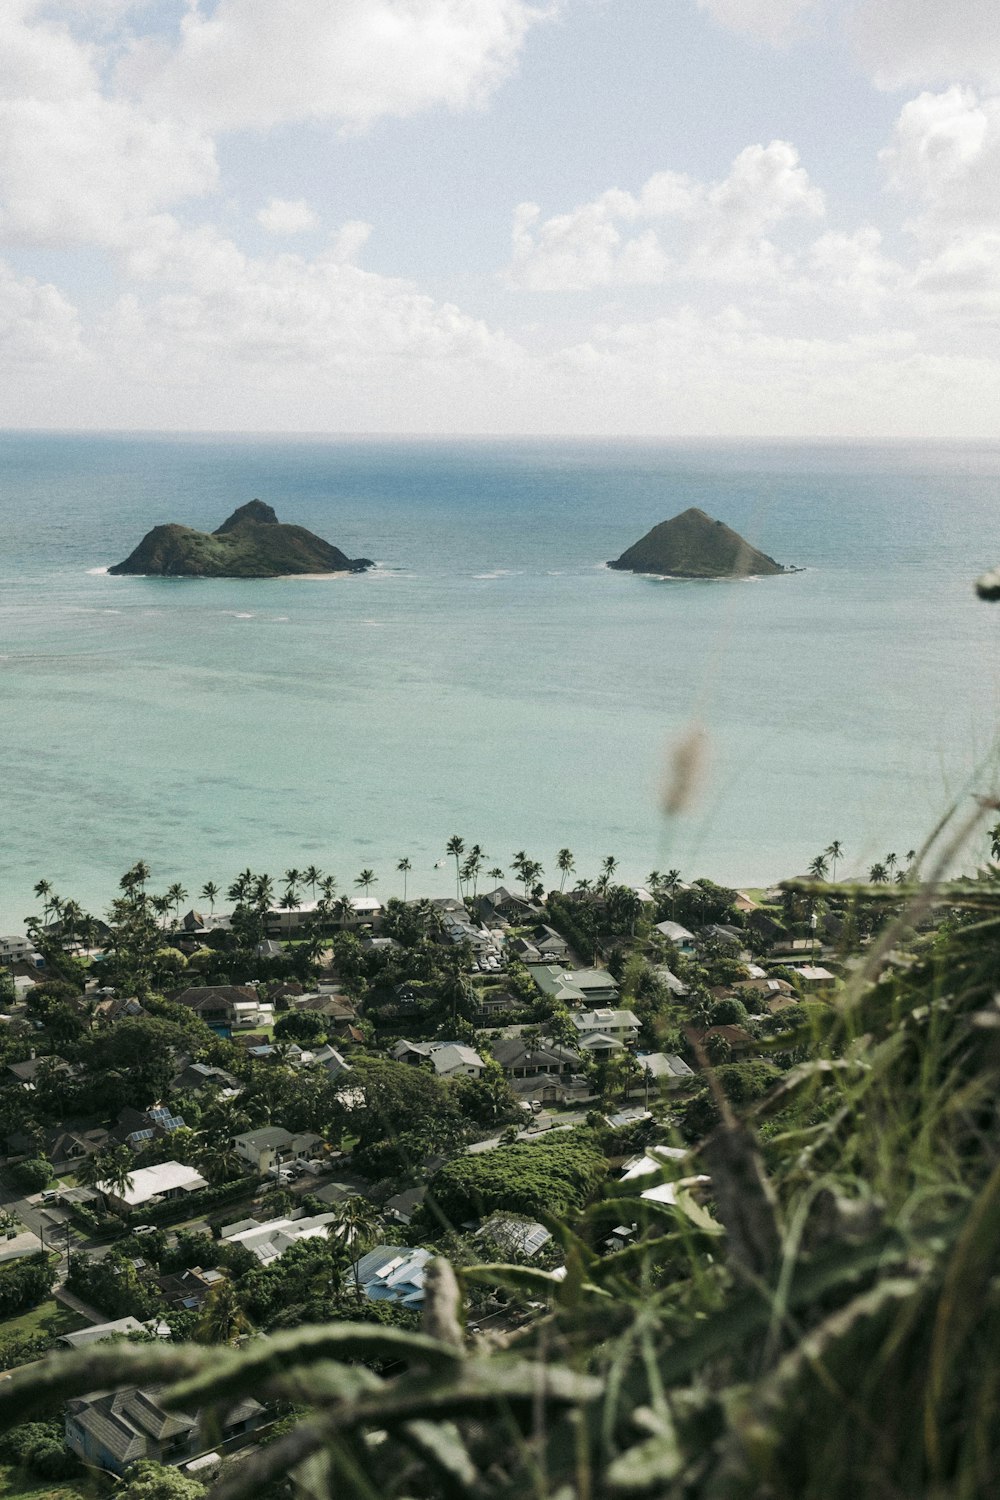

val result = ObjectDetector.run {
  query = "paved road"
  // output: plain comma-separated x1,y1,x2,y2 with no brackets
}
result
465,1109,590,1154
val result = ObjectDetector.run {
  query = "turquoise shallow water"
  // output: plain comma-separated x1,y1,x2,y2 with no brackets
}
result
1,433,999,928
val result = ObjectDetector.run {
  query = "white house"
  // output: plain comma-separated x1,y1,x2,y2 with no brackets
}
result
428,1043,485,1079
98,1161,208,1215
654,921,697,953
222,1211,336,1266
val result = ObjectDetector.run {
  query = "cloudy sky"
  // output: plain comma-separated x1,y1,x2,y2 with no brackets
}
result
2,0,998,435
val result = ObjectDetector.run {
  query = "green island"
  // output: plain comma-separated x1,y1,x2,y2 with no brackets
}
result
608,505,789,577
2,828,1000,1498
108,501,374,578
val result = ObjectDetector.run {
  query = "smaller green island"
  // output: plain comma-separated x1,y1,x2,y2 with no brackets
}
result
108,499,374,578
609,506,788,579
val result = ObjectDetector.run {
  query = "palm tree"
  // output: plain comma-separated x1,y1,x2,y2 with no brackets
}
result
149,894,170,930
319,874,337,900
808,854,829,880
200,881,219,914
869,862,889,885
354,869,377,897
88,1145,136,1203
396,858,412,901
825,841,843,882
331,1196,383,1299
885,852,898,878
488,866,505,887
32,880,53,925
284,867,302,893
304,865,322,901
445,836,465,901
521,859,543,900
279,888,301,915
334,894,354,929
556,849,575,891
195,1281,252,1346
166,882,188,922
602,855,619,883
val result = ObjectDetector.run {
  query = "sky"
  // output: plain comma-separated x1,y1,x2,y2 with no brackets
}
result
1,0,999,436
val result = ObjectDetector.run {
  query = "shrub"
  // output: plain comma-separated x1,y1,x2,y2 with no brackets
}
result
9,1157,53,1192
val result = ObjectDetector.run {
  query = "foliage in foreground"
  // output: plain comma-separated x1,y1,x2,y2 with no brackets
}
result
7,876,1000,1497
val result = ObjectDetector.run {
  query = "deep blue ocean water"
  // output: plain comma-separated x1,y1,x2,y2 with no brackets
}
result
1,433,999,928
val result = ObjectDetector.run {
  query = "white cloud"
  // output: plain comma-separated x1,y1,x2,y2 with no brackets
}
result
882,88,1000,238
849,0,1000,91
119,0,551,132
0,7,217,248
507,141,824,290
256,198,319,236
0,259,84,363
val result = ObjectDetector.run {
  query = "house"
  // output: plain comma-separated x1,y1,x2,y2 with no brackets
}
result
528,966,621,1007
98,1161,208,1215
0,935,42,968
172,985,263,1026
58,1316,170,1349
637,1052,695,1087
427,1043,485,1079
473,990,523,1022
233,1127,324,1175
573,1008,641,1044
491,1038,580,1080
309,1043,352,1078
384,1186,426,1226
4,1119,108,1166
688,1024,757,1057
93,995,145,1024
65,1387,264,1475
653,921,697,953
699,924,746,954
170,1060,242,1095
577,1032,624,1057
652,966,690,998
477,887,539,924
6,1053,72,1086
353,1246,433,1309
222,1211,337,1266
389,1039,485,1079
112,1104,187,1150
789,965,837,989
158,1266,227,1311
474,1214,552,1259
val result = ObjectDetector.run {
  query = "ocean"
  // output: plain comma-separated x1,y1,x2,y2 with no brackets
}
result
1,432,999,929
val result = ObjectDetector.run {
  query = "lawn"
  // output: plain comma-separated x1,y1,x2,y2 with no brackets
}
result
0,1298,87,1344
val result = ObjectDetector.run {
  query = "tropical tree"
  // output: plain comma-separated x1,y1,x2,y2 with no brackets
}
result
869,862,889,885
86,1144,136,1201
303,865,322,900
885,852,898,878
330,1196,383,1299
166,883,188,922
334,894,354,929
194,1280,252,1346
32,879,53,926
354,869,377,897
446,835,465,900
601,854,619,883
488,866,505,886
808,854,829,880
556,848,575,891
199,881,219,914
825,841,843,881
396,857,412,901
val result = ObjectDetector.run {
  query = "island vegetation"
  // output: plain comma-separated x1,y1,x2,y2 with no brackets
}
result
108,500,374,579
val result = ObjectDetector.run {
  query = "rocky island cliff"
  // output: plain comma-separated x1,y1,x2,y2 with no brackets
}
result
608,507,787,578
108,500,374,578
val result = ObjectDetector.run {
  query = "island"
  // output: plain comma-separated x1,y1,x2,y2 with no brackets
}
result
608,506,787,578
108,499,374,578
